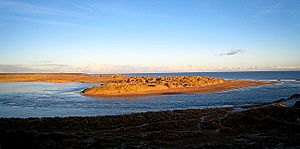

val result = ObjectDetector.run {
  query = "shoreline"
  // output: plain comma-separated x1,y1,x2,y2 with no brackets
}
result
0,94,299,148
0,73,127,83
0,73,278,97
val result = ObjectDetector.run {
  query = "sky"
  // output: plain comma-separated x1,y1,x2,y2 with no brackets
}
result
0,0,300,73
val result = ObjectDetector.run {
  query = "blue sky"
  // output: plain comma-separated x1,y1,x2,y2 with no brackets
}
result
0,0,299,73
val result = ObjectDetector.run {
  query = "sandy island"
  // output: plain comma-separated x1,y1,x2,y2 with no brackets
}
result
81,76,277,97
0,73,277,97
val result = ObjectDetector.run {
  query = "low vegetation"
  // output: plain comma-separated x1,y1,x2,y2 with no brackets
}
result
82,76,225,96
1,94,299,148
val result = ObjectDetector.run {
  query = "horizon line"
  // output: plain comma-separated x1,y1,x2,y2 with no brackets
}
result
1,69,299,75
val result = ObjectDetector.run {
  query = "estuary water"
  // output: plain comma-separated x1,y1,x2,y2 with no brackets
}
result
0,71,299,118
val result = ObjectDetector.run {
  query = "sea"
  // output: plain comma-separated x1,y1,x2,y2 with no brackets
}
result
0,71,299,118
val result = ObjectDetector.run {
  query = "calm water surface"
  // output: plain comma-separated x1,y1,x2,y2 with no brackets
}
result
0,71,299,118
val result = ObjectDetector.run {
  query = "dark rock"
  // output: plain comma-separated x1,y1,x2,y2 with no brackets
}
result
294,101,300,108
287,94,300,100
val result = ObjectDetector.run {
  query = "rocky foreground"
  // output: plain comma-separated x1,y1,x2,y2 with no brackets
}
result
0,94,300,148
82,76,276,97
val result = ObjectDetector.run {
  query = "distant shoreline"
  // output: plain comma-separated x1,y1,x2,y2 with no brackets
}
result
0,73,126,83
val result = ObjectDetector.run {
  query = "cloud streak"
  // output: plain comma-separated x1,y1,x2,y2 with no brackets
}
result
1,64,300,74
254,1,281,17
0,0,80,16
71,1,171,18
0,0,171,18
80,64,209,73
0,15,103,30
0,64,77,73
216,49,244,56
0,0,100,29
0,0,169,29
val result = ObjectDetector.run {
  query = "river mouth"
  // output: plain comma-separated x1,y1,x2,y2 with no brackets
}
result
0,81,300,118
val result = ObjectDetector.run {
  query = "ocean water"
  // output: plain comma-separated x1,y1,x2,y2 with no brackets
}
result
127,71,300,81
0,71,299,118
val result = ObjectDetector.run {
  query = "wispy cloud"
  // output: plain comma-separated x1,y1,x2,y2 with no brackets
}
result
1,0,168,29
0,15,103,29
0,0,79,16
129,14,171,18
216,49,244,56
252,0,284,17
0,64,78,73
0,65,36,73
1,64,300,73
1,0,171,19
71,1,171,18
39,60,53,64
34,64,69,67
0,64,211,73
22,18,99,29
80,64,205,73
0,0,102,29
